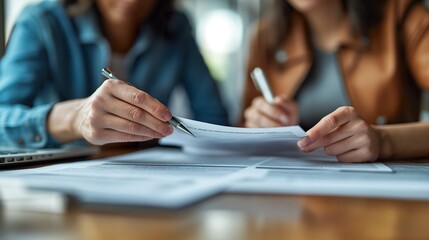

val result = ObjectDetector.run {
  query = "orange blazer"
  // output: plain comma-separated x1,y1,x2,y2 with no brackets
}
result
241,0,429,126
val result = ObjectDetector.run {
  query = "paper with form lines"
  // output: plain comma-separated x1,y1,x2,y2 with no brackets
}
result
160,118,392,173
160,117,307,155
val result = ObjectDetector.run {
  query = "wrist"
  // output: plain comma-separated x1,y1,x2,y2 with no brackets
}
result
70,99,85,140
48,99,84,143
374,126,394,159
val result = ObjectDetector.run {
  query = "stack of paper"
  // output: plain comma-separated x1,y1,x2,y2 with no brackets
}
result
160,117,307,155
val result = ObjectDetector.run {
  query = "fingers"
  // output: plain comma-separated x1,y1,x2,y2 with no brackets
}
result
298,106,356,148
259,101,289,125
301,120,363,152
307,106,355,139
244,96,299,128
254,97,289,124
296,106,381,163
77,105,157,145
75,80,175,145
101,79,172,122
99,114,171,138
274,96,299,125
244,97,284,127
102,97,173,136
303,131,378,163
323,134,369,157
92,129,155,145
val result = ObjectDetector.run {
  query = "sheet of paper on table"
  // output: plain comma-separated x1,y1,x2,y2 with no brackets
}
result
0,150,265,209
3,146,429,209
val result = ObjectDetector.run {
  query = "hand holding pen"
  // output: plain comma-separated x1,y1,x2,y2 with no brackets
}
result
101,68,194,137
243,67,299,128
68,68,181,145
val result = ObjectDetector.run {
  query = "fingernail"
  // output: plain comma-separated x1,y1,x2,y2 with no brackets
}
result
164,125,173,135
297,137,310,149
279,115,288,124
162,110,172,121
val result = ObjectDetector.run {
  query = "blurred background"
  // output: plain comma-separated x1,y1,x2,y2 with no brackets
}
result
1,0,429,125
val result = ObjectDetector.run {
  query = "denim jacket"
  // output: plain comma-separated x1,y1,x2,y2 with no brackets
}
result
0,2,228,148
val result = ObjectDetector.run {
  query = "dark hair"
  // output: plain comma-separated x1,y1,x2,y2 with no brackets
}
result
62,0,176,38
264,0,387,59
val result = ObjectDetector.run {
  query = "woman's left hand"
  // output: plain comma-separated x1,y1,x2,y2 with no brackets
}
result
297,106,382,163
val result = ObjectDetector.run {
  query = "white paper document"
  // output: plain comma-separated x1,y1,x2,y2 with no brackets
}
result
3,147,429,209
160,117,307,155
116,148,391,173
0,150,265,209
229,165,429,200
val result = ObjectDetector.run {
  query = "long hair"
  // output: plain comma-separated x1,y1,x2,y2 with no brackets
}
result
61,0,176,38
264,0,387,59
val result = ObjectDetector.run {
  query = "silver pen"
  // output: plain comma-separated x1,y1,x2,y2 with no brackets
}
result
101,68,195,137
250,67,275,104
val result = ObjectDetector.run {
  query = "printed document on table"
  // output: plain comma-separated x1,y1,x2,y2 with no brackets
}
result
160,118,391,172
229,161,429,200
112,148,392,173
0,147,404,209
160,117,307,155
0,150,263,208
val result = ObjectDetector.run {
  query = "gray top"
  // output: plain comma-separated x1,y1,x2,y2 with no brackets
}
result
296,48,351,130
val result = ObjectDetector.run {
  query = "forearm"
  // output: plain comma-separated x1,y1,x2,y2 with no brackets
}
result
47,99,85,144
375,122,429,159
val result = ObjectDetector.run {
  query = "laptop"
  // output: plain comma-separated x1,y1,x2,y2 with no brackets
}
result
0,145,99,167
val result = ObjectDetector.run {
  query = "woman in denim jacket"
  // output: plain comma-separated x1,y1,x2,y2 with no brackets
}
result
0,0,228,148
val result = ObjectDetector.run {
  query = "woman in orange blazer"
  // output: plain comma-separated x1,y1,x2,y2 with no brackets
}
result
242,0,429,162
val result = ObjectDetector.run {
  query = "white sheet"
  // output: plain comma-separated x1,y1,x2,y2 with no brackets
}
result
160,117,307,155
0,150,266,208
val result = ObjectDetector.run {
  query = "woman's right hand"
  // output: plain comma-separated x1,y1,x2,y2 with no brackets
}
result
74,79,173,145
244,95,299,128
70,79,173,145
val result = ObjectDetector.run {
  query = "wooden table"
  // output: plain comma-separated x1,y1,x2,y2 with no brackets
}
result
2,144,429,240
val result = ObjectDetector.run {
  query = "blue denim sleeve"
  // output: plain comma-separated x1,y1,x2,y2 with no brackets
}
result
0,6,61,148
0,104,61,148
178,17,230,126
